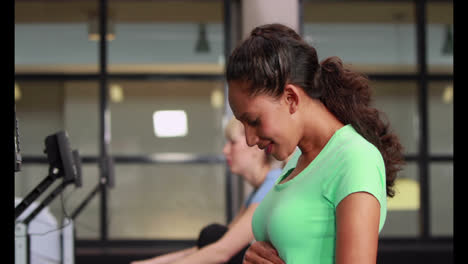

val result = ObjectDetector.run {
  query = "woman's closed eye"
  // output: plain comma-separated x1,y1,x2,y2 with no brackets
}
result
247,118,260,126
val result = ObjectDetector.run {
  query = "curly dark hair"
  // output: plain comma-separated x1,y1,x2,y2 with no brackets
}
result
226,23,405,197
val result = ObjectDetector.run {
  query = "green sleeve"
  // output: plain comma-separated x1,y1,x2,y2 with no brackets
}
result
322,147,386,209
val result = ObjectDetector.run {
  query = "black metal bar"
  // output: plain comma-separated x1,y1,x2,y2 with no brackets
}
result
15,174,59,220
22,153,454,165
14,73,224,81
403,155,453,163
223,0,233,224
22,154,226,164
23,180,70,225
109,73,224,81
14,74,100,81
110,154,225,165
298,0,304,36
415,0,430,238
14,73,452,82
368,74,453,82
98,0,110,241
428,155,454,162
224,0,232,65
71,183,102,220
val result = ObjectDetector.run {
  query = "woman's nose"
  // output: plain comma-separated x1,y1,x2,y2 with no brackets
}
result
244,126,258,147
222,142,230,156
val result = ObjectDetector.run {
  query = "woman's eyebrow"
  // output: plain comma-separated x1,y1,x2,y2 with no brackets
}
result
239,113,250,121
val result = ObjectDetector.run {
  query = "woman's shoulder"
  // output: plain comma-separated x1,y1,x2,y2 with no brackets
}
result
337,125,383,162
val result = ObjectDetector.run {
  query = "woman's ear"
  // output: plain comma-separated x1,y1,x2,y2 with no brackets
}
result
283,84,300,114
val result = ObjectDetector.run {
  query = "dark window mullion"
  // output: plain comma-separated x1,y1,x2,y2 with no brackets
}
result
98,0,110,242
415,0,430,238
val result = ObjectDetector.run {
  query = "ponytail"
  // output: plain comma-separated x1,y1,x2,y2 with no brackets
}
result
318,57,405,197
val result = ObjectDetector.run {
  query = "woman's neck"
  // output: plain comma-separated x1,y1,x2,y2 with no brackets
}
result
297,102,344,165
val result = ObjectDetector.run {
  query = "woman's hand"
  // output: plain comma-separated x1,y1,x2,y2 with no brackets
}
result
243,241,285,264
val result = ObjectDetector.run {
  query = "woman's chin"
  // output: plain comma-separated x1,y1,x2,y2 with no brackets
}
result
274,151,291,162
272,151,284,161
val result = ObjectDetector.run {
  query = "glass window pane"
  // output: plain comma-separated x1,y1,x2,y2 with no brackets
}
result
15,0,99,73
15,81,99,156
60,164,101,240
303,1,416,74
429,82,453,155
62,81,100,156
380,162,420,237
109,80,225,155
15,164,55,199
108,164,226,239
430,163,453,237
427,2,453,74
372,81,419,155
109,1,224,74
15,81,66,156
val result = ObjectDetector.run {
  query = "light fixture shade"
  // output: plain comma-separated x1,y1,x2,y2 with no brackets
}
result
110,84,124,103
195,23,210,53
442,24,453,55
88,15,115,41
210,89,223,109
15,83,21,101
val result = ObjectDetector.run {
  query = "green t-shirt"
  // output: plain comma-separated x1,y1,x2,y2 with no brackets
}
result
251,124,387,264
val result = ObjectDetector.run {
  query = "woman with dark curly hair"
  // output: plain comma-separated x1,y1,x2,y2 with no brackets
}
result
226,23,405,264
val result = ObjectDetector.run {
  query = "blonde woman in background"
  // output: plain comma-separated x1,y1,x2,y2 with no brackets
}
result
131,117,288,264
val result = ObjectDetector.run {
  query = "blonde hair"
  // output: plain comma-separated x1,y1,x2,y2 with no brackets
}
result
223,116,286,169
224,117,244,141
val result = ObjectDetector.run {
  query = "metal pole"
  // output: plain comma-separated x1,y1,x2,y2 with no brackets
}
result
415,0,430,238
98,0,110,241
298,0,304,36
71,183,102,220
223,0,234,224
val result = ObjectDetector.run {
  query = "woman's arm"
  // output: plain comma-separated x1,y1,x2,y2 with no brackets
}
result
228,204,247,228
335,192,381,264
170,203,260,264
130,205,249,264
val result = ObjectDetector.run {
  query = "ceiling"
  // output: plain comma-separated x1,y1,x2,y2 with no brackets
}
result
15,0,452,24
14,0,453,74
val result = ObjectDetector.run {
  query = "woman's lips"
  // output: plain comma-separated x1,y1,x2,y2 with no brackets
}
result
265,144,273,155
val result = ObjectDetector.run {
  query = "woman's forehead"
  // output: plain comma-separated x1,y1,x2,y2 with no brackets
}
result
228,85,250,117
230,88,277,115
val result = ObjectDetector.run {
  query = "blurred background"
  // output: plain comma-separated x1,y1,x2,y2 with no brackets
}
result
14,0,453,263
